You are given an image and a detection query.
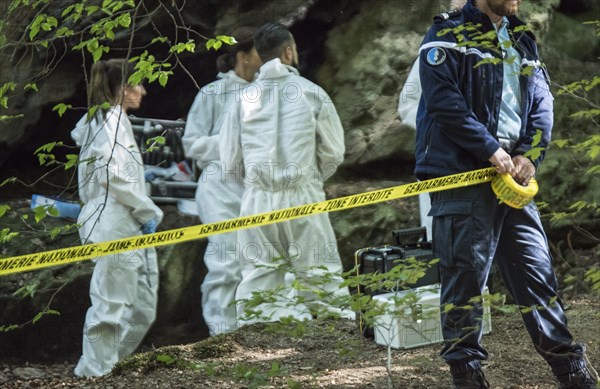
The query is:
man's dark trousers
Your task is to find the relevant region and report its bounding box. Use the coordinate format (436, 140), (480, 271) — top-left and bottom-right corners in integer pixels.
(429, 183), (586, 377)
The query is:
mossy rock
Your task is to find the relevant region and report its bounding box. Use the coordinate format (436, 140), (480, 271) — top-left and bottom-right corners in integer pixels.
(112, 335), (239, 375)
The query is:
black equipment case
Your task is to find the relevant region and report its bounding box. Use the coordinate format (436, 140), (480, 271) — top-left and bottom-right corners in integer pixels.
(355, 227), (440, 338)
(130, 115), (198, 203)
(356, 227), (439, 295)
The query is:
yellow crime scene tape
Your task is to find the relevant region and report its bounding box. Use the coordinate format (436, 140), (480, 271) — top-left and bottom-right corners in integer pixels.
(0, 167), (536, 276)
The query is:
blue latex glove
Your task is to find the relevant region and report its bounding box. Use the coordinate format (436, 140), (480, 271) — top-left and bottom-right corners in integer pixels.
(141, 219), (158, 234)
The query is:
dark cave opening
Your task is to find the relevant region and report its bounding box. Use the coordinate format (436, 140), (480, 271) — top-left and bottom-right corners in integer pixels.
(0, 0), (364, 200)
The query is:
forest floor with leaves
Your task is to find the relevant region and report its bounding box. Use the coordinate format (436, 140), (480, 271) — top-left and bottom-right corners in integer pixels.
(1, 202), (598, 389)
(1, 294), (598, 389)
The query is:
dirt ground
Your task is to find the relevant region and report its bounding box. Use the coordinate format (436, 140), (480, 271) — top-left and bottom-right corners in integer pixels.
(1, 295), (598, 389)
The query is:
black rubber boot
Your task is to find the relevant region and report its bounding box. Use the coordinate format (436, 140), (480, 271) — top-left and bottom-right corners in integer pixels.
(452, 369), (490, 389)
(556, 367), (598, 389)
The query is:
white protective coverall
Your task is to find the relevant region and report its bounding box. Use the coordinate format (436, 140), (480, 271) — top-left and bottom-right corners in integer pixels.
(71, 105), (162, 377)
(219, 58), (352, 323)
(182, 70), (248, 335)
(397, 59), (432, 239)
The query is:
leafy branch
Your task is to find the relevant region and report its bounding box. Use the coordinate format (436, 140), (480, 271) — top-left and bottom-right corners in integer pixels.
(0, 0), (232, 118)
(0, 282), (65, 332)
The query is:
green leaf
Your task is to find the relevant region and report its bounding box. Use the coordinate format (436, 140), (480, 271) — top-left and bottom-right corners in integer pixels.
(32, 312), (44, 324)
(88, 105), (99, 119)
(52, 103), (72, 117)
(185, 42), (196, 53)
(514, 25), (531, 33)
(524, 147), (544, 161)
(72, 40), (87, 51)
(0, 114), (24, 121)
(0, 83), (15, 94)
(0, 82), (16, 108)
(494, 305), (517, 314)
(47, 205), (60, 217)
(146, 136), (166, 145)
(0, 177), (17, 188)
(35, 141), (62, 154)
(206, 38), (216, 50)
(156, 354), (175, 365)
(587, 145), (600, 159)
(552, 139), (569, 148)
(520, 307), (535, 314)
(118, 13), (131, 28)
(564, 275), (577, 284)
(55, 27), (74, 37)
(24, 83), (38, 92)
(14, 282), (38, 298)
(0, 228), (18, 243)
(128, 72), (143, 86)
(151, 36), (168, 45)
(92, 46), (104, 62)
(88, 101), (111, 121)
(571, 109), (600, 120)
(158, 72), (168, 87)
(436, 28), (454, 37)
(33, 205), (48, 222)
(62, 4), (76, 17)
(86, 5), (100, 16)
(0, 204), (10, 217)
(50, 226), (61, 239)
(29, 26), (40, 40)
(170, 40), (196, 54)
(474, 57), (503, 68)
(0, 324), (19, 332)
(569, 200), (591, 212)
(587, 165), (600, 175)
(37, 153), (54, 166)
(111, 1), (124, 12)
(520, 66), (534, 77)
(65, 154), (78, 170)
(216, 35), (236, 45)
(88, 37), (99, 51)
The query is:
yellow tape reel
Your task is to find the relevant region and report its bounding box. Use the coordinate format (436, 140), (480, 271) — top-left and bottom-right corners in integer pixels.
(491, 173), (538, 209)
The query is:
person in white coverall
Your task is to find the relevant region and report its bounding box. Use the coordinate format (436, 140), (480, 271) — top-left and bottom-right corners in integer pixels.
(397, 0), (467, 240)
(397, 59), (434, 239)
(182, 27), (262, 335)
(219, 22), (352, 324)
(71, 59), (163, 377)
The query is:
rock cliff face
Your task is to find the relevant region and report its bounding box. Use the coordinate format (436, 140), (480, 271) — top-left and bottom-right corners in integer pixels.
(0, 0), (571, 178)
(0, 0), (598, 362)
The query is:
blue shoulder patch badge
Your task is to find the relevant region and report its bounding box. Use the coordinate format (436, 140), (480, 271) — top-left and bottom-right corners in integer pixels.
(426, 48), (446, 66)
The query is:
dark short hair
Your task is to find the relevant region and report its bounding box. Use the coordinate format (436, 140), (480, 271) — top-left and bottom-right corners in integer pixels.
(254, 22), (293, 63)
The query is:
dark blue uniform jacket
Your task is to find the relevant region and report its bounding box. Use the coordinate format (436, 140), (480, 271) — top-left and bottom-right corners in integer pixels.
(415, 0), (553, 180)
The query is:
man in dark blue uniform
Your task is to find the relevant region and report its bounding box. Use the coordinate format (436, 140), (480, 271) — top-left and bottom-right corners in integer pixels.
(415, 0), (597, 388)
